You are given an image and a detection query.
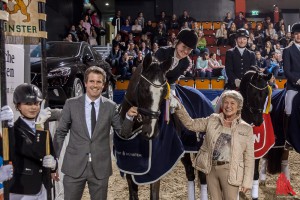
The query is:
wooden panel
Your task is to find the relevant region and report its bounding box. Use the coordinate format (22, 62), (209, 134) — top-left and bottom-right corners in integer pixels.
(201, 21), (213, 30)
(213, 21), (221, 30)
(178, 78), (195, 87)
(116, 80), (130, 90)
(211, 78), (225, 89)
(195, 78), (211, 89)
(276, 78), (287, 89)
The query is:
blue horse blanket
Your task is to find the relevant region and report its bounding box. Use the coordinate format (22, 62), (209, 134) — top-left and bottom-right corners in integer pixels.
(113, 85), (213, 184)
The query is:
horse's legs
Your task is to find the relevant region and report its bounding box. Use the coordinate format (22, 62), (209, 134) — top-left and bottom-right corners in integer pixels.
(281, 150), (290, 180)
(259, 157), (268, 185)
(198, 171), (208, 200)
(126, 174), (139, 200)
(252, 159), (260, 200)
(150, 181), (160, 200)
(181, 153), (196, 200)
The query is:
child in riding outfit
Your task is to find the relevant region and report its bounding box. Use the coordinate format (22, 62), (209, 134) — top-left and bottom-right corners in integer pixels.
(154, 29), (212, 200)
(9, 83), (58, 200)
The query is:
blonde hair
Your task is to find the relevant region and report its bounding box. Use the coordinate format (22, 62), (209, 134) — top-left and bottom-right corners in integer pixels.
(221, 90), (244, 114)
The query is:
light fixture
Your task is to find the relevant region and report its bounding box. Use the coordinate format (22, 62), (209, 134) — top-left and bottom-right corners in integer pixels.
(105, 2), (109, 6)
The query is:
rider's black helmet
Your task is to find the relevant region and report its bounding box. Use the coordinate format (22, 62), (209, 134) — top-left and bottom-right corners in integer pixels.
(13, 83), (43, 104)
(176, 28), (198, 49)
(236, 28), (249, 38)
(291, 22), (300, 34)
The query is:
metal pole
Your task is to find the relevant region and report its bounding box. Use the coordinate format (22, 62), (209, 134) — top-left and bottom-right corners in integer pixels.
(38, 2), (52, 200)
(0, 1), (11, 199)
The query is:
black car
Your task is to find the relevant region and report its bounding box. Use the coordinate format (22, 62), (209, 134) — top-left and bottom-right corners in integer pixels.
(31, 41), (114, 108)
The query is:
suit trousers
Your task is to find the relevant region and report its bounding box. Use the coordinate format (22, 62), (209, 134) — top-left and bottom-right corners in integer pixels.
(63, 162), (109, 200)
(206, 163), (239, 200)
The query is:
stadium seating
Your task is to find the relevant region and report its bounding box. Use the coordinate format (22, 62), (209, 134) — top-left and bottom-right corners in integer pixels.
(213, 21), (221, 30)
(205, 35), (216, 46)
(211, 78), (225, 89)
(178, 77), (195, 87)
(195, 78), (210, 89)
(201, 21), (213, 30)
(116, 80), (130, 90)
(203, 29), (215, 35)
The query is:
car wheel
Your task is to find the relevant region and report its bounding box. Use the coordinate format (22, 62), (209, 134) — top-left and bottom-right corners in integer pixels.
(72, 78), (84, 97)
(107, 81), (114, 101)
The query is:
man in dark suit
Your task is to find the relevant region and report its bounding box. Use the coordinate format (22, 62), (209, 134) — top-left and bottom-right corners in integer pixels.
(54, 66), (136, 200)
(225, 28), (256, 89)
(282, 22), (300, 150)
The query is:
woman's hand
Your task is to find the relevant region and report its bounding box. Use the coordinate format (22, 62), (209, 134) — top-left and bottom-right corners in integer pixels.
(127, 106), (138, 118)
(240, 187), (250, 193)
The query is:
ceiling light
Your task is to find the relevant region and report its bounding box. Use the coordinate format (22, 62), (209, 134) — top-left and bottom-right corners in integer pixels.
(105, 3), (109, 6)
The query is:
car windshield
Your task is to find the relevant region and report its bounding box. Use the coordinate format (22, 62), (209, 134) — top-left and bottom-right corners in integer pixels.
(30, 42), (80, 58)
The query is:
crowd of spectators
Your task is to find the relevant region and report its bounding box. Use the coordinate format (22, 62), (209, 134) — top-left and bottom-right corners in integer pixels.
(64, 5), (291, 81)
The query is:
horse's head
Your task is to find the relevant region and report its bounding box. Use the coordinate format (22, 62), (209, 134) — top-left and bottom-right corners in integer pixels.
(240, 66), (272, 126)
(127, 53), (172, 139)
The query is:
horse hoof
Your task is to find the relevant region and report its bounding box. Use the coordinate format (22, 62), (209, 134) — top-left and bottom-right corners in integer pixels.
(259, 181), (266, 186)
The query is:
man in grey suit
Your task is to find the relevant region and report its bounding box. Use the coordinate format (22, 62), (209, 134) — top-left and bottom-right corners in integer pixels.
(54, 66), (137, 200)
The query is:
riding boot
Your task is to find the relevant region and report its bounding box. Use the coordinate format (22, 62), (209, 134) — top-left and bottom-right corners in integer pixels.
(281, 160), (290, 181)
(259, 158), (267, 186)
(251, 180), (259, 199)
(200, 184), (208, 200)
(283, 114), (293, 150)
(187, 181), (195, 200)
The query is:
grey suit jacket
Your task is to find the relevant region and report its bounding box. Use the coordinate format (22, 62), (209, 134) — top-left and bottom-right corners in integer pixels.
(54, 95), (121, 179)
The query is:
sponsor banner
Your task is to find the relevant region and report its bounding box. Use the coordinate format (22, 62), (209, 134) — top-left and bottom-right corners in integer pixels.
(4, 0), (47, 38)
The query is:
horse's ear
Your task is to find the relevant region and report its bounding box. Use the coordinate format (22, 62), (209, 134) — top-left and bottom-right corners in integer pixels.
(264, 73), (273, 81)
(161, 57), (173, 73)
(143, 53), (152, 70)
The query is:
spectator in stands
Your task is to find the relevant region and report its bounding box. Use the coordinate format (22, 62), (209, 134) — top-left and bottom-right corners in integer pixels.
(195, 30), (208, 55)
(223, 11), (234, 30)
(64, 33), (73, 42)
(262, 16), (272, 30)
(89, 26), (98, 45)
(157, 11), (169, 31)
(249, 44), (257, 52)
(265, 52), (280, 77)
(178, 10), (195, 28)
(132, 19), (143, 36)
(126, 42), (137, 66)
(193, 22), (200, 33)
(91, 11), (103, 43)
(154, 21), (168, 46)
(69, 25), (79, 42)
(280, 31), (292, 48)
(243, 23), (250, 31)
(247, 32), (255, 48)
(125, 33), (135, 47)
(140, 34), (151, 49)
(227, 22), (237, 47)
(196, 52), (210, 78)
(275, 18), (285, 32)
(105, 43), (122, 70)
(132, 51), (144, 73)
(272, 4), (283, 25)
(234, 12), (248, 29)
(120, 19), (132, 37)
(225, 28), (255, 89)
(277, 23), (286, 39)
(126, 15), (133, 25)
(78, 20), (89, 42)
(254, 24), (264, 50)
(169, 32), (177, 46)
(143, 20), (155, 40)
(112, 10), (125, 29)
(181, 21), (190, 30)
(261, 41), (274, 59)
(139, 41), (151, 56)
(169, 14), (180, 31)
(270, 34), (280, 47)
(82, 14), (92, 36)
(216, 23), (228, 46)
(255, 51), (267, 72)
(84, 9), (92, 24)
(208, 52), (227, 80)
(118, 52), (132, 79)
(274, 42), (283, 57)
(151, 42), (159, 55)
(265, 23), (277, 41)
(136, 12), (145, 28)
(112, 33), (126, 51)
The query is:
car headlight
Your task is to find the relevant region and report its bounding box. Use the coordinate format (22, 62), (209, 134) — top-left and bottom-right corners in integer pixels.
(47, 67), (71, 77)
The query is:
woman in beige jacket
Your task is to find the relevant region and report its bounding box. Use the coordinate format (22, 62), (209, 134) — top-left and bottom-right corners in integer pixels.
(172, 90), (254, 200)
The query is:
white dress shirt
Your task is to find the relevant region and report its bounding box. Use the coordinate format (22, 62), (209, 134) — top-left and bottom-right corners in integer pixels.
(85, 95), (101, 138)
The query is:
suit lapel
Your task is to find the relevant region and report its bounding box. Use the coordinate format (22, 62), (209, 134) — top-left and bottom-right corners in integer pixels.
(292, 43), (300, 57)
(78, 95), (91, 140)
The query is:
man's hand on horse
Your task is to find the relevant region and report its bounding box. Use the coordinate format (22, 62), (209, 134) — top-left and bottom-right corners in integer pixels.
(169, 95), (182, 110)
(126, 106), (138, 120)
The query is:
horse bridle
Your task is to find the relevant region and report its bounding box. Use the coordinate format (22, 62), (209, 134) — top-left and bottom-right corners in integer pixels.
(124, 73), (167, 120)
(245, 73), (269, 114)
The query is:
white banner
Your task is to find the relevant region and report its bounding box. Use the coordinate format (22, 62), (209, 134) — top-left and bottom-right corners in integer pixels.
(5, 44), (24, 120)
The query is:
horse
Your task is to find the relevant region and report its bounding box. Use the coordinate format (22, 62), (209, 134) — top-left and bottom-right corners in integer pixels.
(239, 67), (272, 199)
(114, 53), (214, 200)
